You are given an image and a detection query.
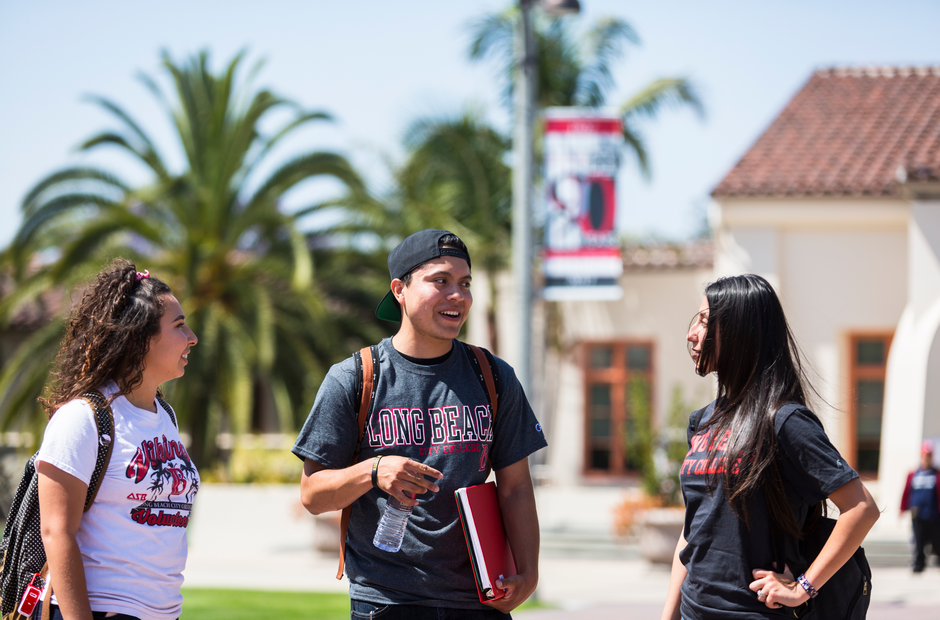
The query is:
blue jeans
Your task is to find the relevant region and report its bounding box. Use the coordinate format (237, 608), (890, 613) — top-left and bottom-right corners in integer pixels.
(350, 599), (511, 620)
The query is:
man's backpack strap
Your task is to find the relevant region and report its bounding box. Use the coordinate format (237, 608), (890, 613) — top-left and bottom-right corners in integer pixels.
(336, 346), (378, 580)
(465, 344), (498, 420)
(464, 343), (498, 478)
(78, 391), (115, 512)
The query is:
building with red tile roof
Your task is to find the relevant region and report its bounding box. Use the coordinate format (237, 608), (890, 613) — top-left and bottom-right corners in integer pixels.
(469, 67), (939, 546)
(713, 66), (940, 198)
(710, 66), (940, 532)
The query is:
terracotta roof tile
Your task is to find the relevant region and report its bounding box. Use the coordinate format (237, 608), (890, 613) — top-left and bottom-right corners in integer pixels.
(712, 66), (940, 198)
(622, 240), (713, 270)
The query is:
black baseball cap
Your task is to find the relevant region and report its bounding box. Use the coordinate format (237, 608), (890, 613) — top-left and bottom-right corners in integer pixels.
(375, 229), (472, 322)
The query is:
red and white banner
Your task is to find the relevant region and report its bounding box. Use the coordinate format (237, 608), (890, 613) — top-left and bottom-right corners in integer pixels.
(542, 108), (624, 300)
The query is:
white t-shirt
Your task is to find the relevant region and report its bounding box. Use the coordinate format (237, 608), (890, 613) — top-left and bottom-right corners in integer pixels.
(37, 382), (199, 620)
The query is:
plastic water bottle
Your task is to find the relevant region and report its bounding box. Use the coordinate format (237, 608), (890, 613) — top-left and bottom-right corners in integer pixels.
(373, 496), (413, 552)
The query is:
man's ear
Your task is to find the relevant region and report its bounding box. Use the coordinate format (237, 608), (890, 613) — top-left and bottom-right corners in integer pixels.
(391, 279), (405, 303)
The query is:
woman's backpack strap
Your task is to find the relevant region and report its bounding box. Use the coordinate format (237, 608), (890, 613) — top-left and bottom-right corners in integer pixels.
(155, 396), (178, 428)
(687, 401), (715, 445)
(78, 390), (115, 512)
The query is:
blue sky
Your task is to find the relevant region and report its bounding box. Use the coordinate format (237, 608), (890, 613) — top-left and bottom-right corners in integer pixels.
(1, 0), (938, 249)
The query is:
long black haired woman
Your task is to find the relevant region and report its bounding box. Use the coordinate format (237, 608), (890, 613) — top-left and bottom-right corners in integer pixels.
(36, 259), (199, 620)
(661, 274), (880, 620)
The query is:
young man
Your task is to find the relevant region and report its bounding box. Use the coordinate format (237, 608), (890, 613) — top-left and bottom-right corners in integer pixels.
(293, 229), (547, 618)
(901, 441), (940, 572)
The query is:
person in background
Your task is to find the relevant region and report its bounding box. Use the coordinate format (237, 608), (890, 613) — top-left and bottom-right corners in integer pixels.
(661, 274), (880, 620)
(37, 259), (199, 620)
(293, 229), (547, 619)
(900, 440), (940, 572)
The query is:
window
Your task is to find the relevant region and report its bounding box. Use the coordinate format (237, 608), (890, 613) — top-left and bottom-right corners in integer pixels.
(583, 341), (654, 476)
(848, 333), (892, 477)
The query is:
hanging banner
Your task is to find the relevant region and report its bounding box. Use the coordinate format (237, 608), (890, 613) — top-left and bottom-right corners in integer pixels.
(541, 108), (624, 301)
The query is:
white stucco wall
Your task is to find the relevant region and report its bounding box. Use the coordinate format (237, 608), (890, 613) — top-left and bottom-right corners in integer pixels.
(713, 197), (909, 512)
(780, 229), (907, 447)
(543, 269), (715, 485)
(541, 268), (716, 533)
(880, 199), (940, 531)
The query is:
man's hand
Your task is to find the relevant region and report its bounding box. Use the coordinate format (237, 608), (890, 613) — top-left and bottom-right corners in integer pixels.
(488, 458), (541, 613)
(375, 456), (442, 506)
(484, 572), (538, 614)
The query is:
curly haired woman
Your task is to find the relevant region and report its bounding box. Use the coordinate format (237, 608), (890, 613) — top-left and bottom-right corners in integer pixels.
(36, 259), (199, 620)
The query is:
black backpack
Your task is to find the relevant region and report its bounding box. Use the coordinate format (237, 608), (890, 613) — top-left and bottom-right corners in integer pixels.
(769, 404), (871, 620)
(0, 391), (177, 620)
(780, 514), (871, 620)
(0, 391), (114, 620)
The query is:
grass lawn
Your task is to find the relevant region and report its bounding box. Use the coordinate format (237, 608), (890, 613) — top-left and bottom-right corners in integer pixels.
(180, 588), (548, 619)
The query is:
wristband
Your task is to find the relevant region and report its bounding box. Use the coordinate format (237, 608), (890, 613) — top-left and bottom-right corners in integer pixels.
(371, 455), (383, 489)
(796, 573), (818, 599)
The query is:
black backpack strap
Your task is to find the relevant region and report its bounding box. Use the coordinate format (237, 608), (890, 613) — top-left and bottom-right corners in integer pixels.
(687, 401), (715, 445)
(155, 395), (178, 428)
(78, 390), (115, 512)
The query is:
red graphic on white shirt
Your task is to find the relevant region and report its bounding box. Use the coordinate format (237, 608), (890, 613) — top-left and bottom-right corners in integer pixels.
(124, 435), (199, 528)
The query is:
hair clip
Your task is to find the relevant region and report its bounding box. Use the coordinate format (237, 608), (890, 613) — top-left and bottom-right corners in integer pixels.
(135, 270), (150, 281)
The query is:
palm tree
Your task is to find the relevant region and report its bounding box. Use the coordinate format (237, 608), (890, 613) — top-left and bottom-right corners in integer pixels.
(468, 8), (705, 178)
(347, 110), (511, 351)
(0, 50), (381, 466)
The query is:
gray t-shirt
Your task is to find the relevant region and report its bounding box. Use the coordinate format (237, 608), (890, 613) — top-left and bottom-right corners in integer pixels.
(292, 338), (547, 608)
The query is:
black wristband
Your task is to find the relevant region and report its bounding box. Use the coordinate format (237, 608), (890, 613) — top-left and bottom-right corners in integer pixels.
(371, 455), (383, 489)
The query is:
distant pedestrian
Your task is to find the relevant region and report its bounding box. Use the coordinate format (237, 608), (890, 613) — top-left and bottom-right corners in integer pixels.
(900, 440), (940, 572)
(661, 274), (880, 619)
(37, 259), (199, 620)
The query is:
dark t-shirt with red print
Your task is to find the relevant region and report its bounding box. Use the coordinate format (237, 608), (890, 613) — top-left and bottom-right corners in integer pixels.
(678, 401), (858, 620)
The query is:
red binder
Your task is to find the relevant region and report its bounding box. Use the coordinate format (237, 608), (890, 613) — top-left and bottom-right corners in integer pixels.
(454, 481), (517, 603)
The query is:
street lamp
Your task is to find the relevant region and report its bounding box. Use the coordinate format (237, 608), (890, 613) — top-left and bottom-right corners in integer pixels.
(542, 0), (581, 14)
(512, 0), (580, 396)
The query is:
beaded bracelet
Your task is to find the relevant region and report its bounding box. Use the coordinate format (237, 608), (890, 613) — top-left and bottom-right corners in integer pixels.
(371, 455), (384, 489)
(796, 573), (819, 599)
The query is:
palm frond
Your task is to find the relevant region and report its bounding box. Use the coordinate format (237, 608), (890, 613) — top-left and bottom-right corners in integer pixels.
(21, 167), (128, 216)
(621, 77), (706, 121)
(0, 319), (64, 431)
(245, 151), (364, 215)
(467, 9), (516, 62)
(575, 17), (639, 107)
(621, 119), (651, 180)
(12, 194), (123, 261)
(82, 95), (169, 179)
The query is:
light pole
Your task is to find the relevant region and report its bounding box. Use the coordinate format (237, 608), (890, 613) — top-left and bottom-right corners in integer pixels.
(512, 0), (580, 395)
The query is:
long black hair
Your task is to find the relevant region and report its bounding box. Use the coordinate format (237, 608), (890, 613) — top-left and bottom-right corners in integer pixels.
(694, 274), (816, 537)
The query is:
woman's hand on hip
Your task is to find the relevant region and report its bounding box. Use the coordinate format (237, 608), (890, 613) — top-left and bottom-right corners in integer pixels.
(749, 564), (810, 609)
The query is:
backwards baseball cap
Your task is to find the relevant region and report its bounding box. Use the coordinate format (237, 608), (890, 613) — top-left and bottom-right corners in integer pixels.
(923, 440), (934, 455)
(375, 229), (471, 322)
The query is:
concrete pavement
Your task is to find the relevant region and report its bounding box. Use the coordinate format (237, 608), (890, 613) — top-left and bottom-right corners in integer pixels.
(183, 485), (940, 618)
